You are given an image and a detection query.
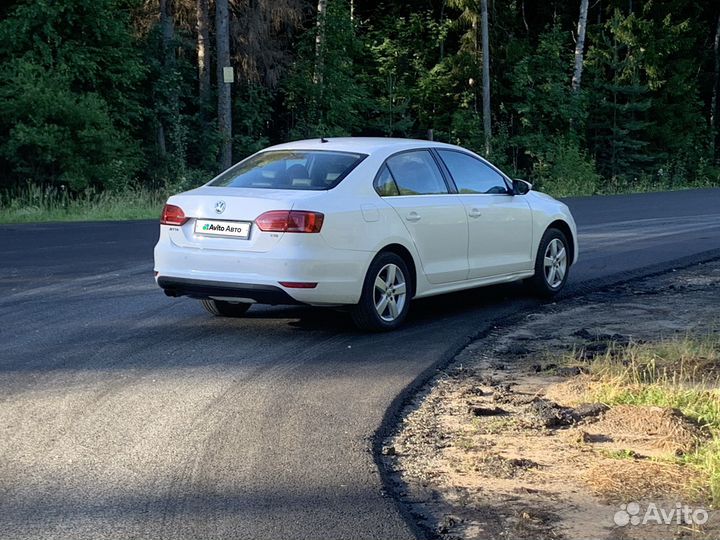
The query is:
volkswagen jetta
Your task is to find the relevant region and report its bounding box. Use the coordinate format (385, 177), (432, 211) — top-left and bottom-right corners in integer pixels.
(154, 138), (578, 331)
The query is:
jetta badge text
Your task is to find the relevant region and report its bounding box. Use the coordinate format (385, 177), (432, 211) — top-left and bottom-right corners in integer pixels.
(215, 200), (226, 214)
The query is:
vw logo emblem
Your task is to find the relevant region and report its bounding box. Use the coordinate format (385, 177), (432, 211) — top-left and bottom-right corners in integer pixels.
(215, 200), (226, 214)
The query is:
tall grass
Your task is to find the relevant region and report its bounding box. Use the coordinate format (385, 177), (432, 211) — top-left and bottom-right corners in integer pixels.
(0, 183), (168, 223)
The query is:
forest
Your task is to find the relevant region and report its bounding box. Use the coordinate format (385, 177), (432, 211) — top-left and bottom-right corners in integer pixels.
(1, 0), (720, 214)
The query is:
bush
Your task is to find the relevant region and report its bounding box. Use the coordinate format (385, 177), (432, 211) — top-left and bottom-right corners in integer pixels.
(0, 0), (146, 192)
(0, 62), (142, 191)
(531, 139), (600, 197)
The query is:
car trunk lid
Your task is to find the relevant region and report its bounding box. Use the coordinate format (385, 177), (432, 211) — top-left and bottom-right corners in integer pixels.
(165, 186), (324, 253)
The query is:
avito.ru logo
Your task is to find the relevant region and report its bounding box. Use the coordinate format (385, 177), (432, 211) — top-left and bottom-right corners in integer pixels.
(202, 223), (226, 232)
(614, 501), (709, 527)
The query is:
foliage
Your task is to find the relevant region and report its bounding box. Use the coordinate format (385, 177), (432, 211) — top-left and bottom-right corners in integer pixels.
(531, 138), (600, 197)
(1, 0), (720, 218)
(510, 26), (587, 166)
(0, 0), (146, 191)
(141, 21), (192, 188)
(233, 83), (273, 160)
(283, 0), (368, 138)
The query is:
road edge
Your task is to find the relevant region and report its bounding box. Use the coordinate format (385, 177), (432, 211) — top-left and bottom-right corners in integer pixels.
(372, 247), (720, 540)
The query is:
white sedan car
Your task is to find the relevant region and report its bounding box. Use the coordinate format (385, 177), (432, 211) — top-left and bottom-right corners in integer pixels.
(154, 138), (578, 331)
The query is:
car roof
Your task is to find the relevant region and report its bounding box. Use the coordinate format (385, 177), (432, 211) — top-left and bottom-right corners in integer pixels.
(264, 137), (465, 155)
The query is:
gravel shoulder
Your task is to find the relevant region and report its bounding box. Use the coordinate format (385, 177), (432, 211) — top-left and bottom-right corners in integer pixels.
(382, 259), (720, 540)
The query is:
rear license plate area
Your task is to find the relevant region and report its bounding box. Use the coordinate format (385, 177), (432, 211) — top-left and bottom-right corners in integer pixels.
(194, 219), (251, 239)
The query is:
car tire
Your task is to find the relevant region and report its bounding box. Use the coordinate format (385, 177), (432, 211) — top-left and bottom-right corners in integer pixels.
(528, 228), (570, 297)
(199, 299), (252, 317)
(351, 252), (412, 332)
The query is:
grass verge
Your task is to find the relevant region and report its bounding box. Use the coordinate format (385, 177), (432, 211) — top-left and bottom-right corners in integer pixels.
(562, 335), (720, 503)
(0, 183), (168, 223)
(2, 177), (719, 224)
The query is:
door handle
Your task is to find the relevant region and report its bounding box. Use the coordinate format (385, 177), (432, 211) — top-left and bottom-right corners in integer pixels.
(468, 208), (483, 218)
(406, 211), (421, 222)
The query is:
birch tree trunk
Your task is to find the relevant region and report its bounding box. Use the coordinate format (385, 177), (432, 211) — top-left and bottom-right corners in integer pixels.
(313, 0), (327, 87)
(711, 12), (720, 161)
(572, 0), (589, 92)
(480, 0), (491, 155)
(196, 0), (211, 107)
(216, 0), (232, 170)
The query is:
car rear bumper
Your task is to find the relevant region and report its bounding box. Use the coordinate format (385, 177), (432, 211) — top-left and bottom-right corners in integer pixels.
(153, 230), (371, 305)
(157, 277), (303, 305)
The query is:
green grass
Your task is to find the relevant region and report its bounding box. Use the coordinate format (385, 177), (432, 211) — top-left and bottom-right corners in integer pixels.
(0, 183), (168, 223)
(579, 337), (720, 428)
(539, 167), (719, 198)
(562, 335), (720, 503)
(542, 179), (718, 199)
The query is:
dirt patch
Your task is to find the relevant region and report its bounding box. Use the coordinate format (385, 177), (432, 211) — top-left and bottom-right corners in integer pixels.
(585, 460), (707, 502)
(588, 405), (708, 456)
(384, 260), (720, 540)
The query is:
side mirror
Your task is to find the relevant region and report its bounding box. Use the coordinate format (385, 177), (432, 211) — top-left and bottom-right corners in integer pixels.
(512, 179), (532, 195)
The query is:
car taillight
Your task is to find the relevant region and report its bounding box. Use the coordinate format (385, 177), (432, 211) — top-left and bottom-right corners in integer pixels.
(161, 204), (188, 226)
(255, 210), (324, 233)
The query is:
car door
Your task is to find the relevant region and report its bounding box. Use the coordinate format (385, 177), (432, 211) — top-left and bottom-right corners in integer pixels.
(375, 150), (469, 284)
(435, 149), (533, 279)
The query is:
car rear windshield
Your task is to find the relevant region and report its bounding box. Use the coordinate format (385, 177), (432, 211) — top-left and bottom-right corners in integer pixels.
(209, 150), (367, 190)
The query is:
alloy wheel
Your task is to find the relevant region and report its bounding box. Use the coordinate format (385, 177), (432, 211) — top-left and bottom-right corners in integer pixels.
(543, 238), (567, 289)
(373, 263), (407, 322)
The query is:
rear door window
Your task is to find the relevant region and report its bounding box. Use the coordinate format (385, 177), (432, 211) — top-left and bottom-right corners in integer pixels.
(385, 150), (449, 195)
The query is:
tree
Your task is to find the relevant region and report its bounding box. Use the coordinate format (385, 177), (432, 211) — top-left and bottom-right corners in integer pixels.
(228, 0), (303, 157)
(0, 0), (146, 190)
(711, 11), (720, 160)
(158, 0), (175, 157)
(160, 0), (175, 70)
(511, 26), (582, 145)
(314, 0), (328, 87)
(229, 0), (303, 88)
(216, 0), (232, 170)
(284, 0), (367, 138)
(480, 0), (491, 155)
(365, 11), (448, 138)
(572, 0), (589, 92)
(1, 0), (719, 196)
(586, 11), (653, 184)
(197, 0), (211, 108)
(448, 0), (492, 154)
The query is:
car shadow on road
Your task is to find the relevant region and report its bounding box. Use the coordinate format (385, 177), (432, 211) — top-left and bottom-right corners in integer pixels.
(244, 281), (533, 333)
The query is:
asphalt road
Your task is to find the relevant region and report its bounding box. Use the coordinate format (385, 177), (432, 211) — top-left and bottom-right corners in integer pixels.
(1, 188), (719, 540)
